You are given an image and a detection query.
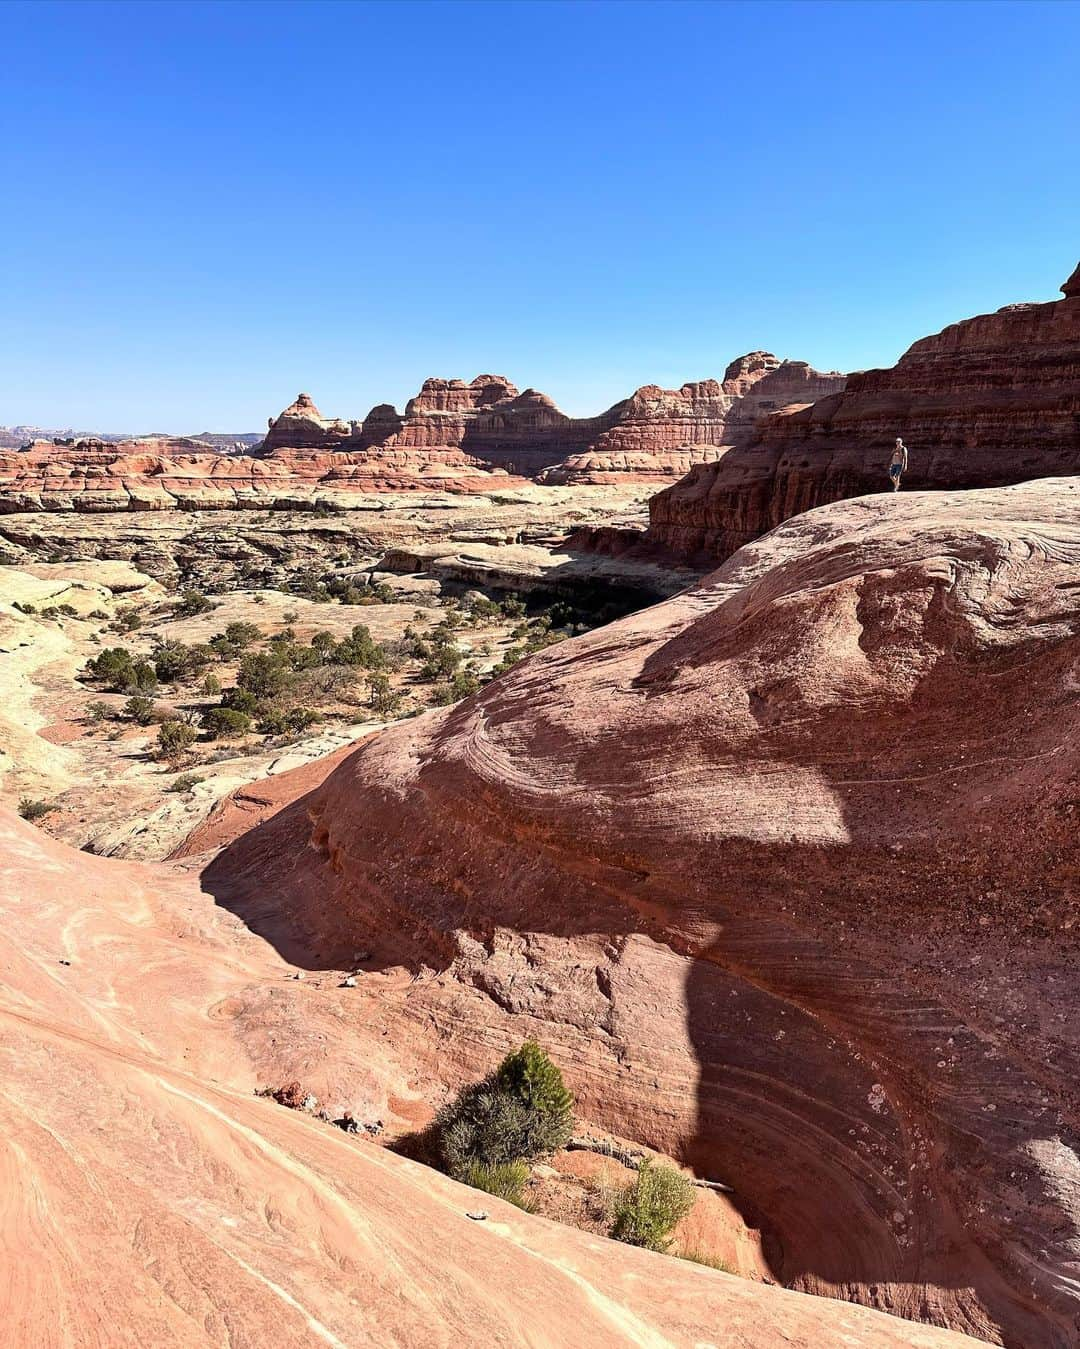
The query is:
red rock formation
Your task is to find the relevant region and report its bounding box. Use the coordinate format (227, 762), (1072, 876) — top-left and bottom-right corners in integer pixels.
(207, 478), (1080, 1347)
(261, 392), (353, 453)
(646, 264), (1080, 563)
(2, 807), (987, 1348)
(542, 354), (845, 484)
(0, 356), (844, 509)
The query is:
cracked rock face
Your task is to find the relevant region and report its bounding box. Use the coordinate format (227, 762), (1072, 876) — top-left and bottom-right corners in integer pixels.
(646, 264), (1080, 564)
(208, 478), (1080, 1347)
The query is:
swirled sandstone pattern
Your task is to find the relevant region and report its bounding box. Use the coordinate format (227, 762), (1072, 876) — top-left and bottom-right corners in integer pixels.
(0, 791), (983, 1347)
(646, 264), (1080, 563)
(207, 479), (1080, 1347)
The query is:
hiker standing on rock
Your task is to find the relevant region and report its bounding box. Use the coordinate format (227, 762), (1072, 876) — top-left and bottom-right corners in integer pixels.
(888, 437), (909, 491)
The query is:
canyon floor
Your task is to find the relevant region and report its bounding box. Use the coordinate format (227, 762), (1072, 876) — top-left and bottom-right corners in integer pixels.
(0, 485), (690, 856)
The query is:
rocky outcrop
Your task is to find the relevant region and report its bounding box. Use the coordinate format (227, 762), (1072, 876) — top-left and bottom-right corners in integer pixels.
(208, 479), (1080, 1347)
(254, 358), (845, 486)
(542, 354), (846, 484)
(0, 794), (983, 1348)
(0, 357), (844, 510)
(261, 392), (353, 453)
(646, 263), (1080, 562)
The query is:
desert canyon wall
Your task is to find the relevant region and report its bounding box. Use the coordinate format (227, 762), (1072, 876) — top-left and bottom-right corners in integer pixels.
(646, 264), (1080, 562)
(0, 355), (845, 510)
(0, 801), (985, 1349)
(201, 478), (1080, 1348)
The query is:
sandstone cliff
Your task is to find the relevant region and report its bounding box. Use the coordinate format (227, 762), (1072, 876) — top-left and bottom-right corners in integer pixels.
(0, 355), (843, 510)
(256, 358), (846, 487)
(0, 771), (982, 1347)
(260, 391), (354, 453)
(206, 478), (1080, 1347)
(646, 264), (1080, 562)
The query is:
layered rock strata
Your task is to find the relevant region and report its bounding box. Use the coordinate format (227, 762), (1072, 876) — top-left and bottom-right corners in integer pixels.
(0, 358), (844, 511)
(646, 264), (1080, 562)
(207, 479), (1080, 1347)
(0, 775), (982, 1347)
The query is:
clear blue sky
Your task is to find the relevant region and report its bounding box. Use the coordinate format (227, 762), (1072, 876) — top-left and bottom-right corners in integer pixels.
(3, 0), (1078, 431)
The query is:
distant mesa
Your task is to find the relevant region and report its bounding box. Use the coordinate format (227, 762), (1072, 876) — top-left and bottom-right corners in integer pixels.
(256, 355), (847, 490)
(644, 261), (1080, 563)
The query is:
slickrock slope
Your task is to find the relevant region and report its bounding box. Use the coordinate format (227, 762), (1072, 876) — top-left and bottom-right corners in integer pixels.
(206, 479), (1080, 1348)
(647, 264), (1080, 562)
(0, 815), (983, 1349)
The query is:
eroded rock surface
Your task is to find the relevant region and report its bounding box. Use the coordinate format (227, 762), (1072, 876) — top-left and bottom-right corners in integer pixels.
(646, 264), (1080, 562)
(0, 805), (982, 1348)
(205, 479), (1080, 1347)
(0, 357), (844, 508)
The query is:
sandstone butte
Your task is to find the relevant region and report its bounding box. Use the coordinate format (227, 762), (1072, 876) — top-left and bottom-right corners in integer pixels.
(192, 477), (1080, 1348)
(13, 491), (1070, 1349)
(0, 356), (845, 510)
(644, 263), (1080, 563)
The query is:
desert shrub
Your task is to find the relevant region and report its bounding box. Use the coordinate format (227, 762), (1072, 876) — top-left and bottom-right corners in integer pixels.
(419, 642), (464, 680)
(280, 642), (322, 672)
(429, 667), (480, 706)
(201, 706), (252, 739)
(224, 621), (262, 649)
(333, 624), (387, 670)
(86, 700), (110, 723)
(84, 647), (158, 694)
(153, 639), (209, 682)
(436, 1040), (573, 1179)
(492, 644), (526, 675)
(255, 705), (319, 735)
(123, 694), (157, 726)
(237, 651), (293, 698)
(678, 1249), (734, 1272)
(609, 1160), (695, 1252)
(201, 672), (222, 696)
(167, 772), (205, 793)
(13, 601), (36, 614)
(173, 589), (215, 617)
(464, 595), (502, 622)
(451, 669), (480, 699)
(112, 605), (142, 633)
(300, 665), (358, 699)
(208, 634), (240, 660)
(254, 705), (288, 735)
(367, 672), (402, 717)
(286, 570), (332, 603)
(282, 610), (298, 624)
(221, 686), (259, 714)
(18, 797), (57, 821)
(458, 1160), (531, 1209)
(157, 719), (198, 759)
(501, 593), (526, 619)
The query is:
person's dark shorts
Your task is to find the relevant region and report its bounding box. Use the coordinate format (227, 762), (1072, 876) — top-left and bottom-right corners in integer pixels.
(889, 463), (902, 480)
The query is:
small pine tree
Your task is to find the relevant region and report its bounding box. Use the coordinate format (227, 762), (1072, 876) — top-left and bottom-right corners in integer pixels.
(435, 1040), (573, 1179)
